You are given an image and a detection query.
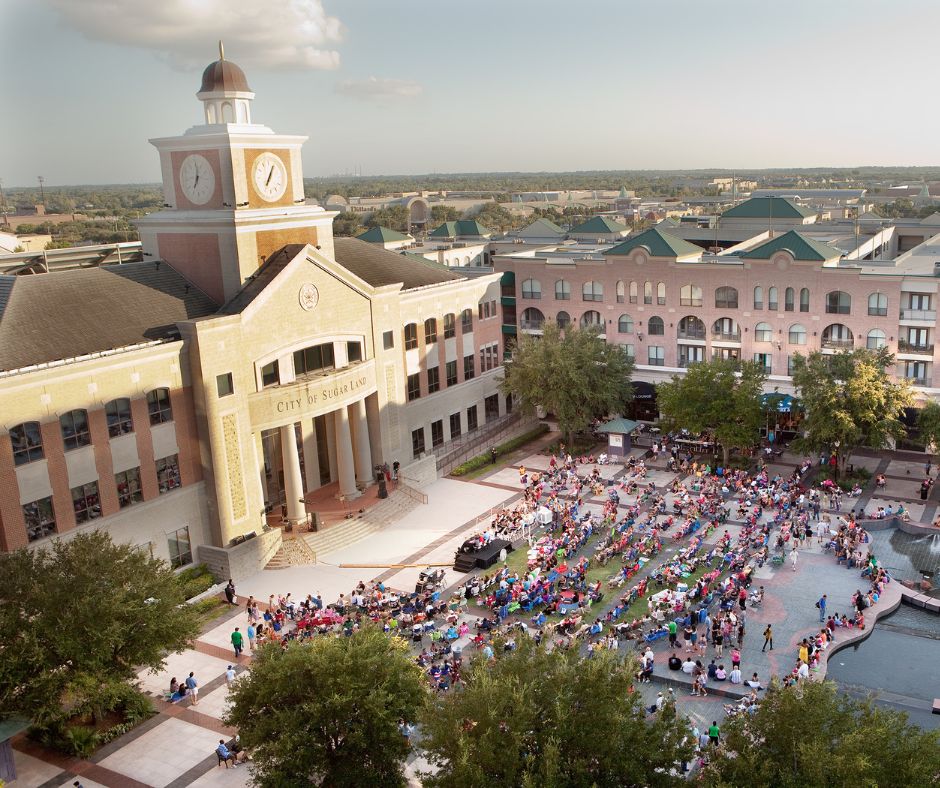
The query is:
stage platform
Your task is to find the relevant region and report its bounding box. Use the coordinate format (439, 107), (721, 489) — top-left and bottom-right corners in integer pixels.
(453, 538), (513, 572)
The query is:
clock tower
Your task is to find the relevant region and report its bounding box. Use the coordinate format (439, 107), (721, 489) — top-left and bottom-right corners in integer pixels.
(136, 43), (335, 304)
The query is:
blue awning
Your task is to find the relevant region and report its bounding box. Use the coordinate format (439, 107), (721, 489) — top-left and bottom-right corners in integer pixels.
(761, 393), (794, 413)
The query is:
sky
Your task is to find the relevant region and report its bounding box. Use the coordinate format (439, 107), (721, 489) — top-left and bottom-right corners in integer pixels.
(2, 0), (939, 186)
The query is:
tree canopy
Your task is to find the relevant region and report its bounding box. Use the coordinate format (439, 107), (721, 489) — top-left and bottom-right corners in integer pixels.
(500, 321), (633, 443)
(656, 359), (766, 464)
(916, 400), (940, 452)
(703, 681), (940, 787)
(790, 348), (911, 473)
(420, 638), (692, 787)
(225, 627), (426, 788)
(0, 531), (200, 725)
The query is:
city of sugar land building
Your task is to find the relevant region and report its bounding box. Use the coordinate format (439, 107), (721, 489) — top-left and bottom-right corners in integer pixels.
(0, 52), (507, 572)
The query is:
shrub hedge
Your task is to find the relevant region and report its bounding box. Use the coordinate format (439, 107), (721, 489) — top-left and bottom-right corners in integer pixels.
(450, 424), (549, 476)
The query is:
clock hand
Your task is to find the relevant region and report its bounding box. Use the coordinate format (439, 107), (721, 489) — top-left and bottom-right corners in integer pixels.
(194, 172), (199, 188)
(266, 165), (274, 186)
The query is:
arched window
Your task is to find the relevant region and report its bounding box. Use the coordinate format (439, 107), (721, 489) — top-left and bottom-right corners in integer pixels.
(785, 287), (795, 312)
(677, 315), (705, 339)
(554, 280), (570, 301)
(711, 317), (740, 340)
(629, 281), (638, 304)
(582, 281), (603, 302)
(10, 421), (43, 465)
(521, 278), (541, 299)
(680, 284), (703, 307)
(753, 286), (763, 310)
(868, 292), (887, 317)
(580, 310), (603, 329)
(754, 322), (773, 342)
(822, 323), (854, 349)
(105, 398), (133, 437)
(556, 311), (571, 328)
(715, 286), (738, 309)
(221, 101), (234, 122)
(657, 282), (666, 305)
(443, 313), (456, 338)
(404, 322), (418, 350)
(867, 328), (887, 350)
(60, 409), (90, 451)
(616, 281), (625, 303)
(643, 281), (652, 305)
(461, 308), (473, 334)
(799, 288), (810, 312)
(647, 316), (665, 335)
(618, 314), (634, 333)
(768, 287), (778, 311)
(147, 388), (173, 425)
(788, 324), (807, 345)
(521, 308), (545, 330)
(424, 318), (438, 344)
(825, 291), (851, 315)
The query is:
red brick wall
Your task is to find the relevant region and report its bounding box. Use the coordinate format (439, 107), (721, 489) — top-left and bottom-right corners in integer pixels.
(171, 386), (203, 486)
(40, 421), (76, 535)
(0, 433), (26, 551)
(158, 233), (225, 305)
(131, 398), (159, 501)
(88, 409), (120, 519)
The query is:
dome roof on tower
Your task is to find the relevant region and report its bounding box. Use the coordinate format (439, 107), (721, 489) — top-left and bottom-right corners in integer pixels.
(199, 58), (251, 94)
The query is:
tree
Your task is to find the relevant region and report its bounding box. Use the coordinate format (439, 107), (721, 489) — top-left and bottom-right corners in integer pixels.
(916, 400), (940, 452)
(703, 681), (940, 787)
(365, 204), (410, 232)
(791, 348), (911, 476)
(472, 201), (525, 232)
(500, 322), (633, 444)
(430, 204), (461, 224)
(656, 359), (766, 465)
(225, 627), (426, 787)
(332, 211), (362, 237)
(421, 639), (692, 787)
(0, 531), (200, 725)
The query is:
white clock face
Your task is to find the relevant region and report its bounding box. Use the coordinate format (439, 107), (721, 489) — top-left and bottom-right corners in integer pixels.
(179, 154), (215, 205)
(252, 152), (288, 202)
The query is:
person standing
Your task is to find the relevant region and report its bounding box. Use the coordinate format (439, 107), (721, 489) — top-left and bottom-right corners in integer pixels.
(789, 546), (799, 572)
(708, 720), (720, 747)
(817, 594), (827, 623)
(225, 665), (236, 685)
(185, 672), (199, 705)
(762, 623), (774, 652)
(246, 622), (256, 651)
(231, 627), (244, 658)
(224, 579), (237, 605)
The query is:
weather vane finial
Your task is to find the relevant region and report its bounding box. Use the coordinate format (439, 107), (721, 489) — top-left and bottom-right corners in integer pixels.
(219, 40), (225, 61)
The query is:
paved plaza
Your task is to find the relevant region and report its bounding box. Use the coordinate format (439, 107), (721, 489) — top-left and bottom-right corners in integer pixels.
(7, 443), (935, 786)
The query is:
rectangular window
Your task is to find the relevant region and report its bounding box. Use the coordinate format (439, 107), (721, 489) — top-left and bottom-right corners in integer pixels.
(446, 360), (457, 386)
(647, 346), (665, 366)
(427, 366), (440, 394)
(905, 361), (929, 386)
(411, 427), (425, 459)
(431, 419), (444, 448)
(788, 356), (796, 376)
(909, 293), (931, 311)
(147, 388), (174, 425)
(621, 343), (635, 359)
(156, 454), (181, 494)
(61, 410), (91, 451)
(168, 525), (192, 569)
(462, 310), (473, 334)
(678, 345), (704, 367)
(466, 405), (478, 432)
(261, 360), (279, 388)
(485, 394), (500, 423)
(753, 352), (772, 374)
(23, 496), (56, 542)
(444, 314), (456, 338)
(216, 372), (234, 397)
(294, 344), (335, 376)
(106, 399), (134, 437)
(449, 412), (462, 439)
(116, 467), (143, 508)
(347, 341), (363, 363)
(383, 330), (394, 350)
(71, 480), (101, 524)
(480, 347), (486, 374)
(404, 324), (418, 350)
(464, 354), (475, 380)
(407, 373), (421, 401)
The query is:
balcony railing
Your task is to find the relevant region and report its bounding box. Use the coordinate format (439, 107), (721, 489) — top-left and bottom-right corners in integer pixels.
(521, 292), (541, 300)
(677, 328), (706, 340)
(711, 331), (741, 342)
(898, 340), (934, 354)
(520, 320), (544, 331)
(900, 308), (937, 320)
(821, 337), (854, 350)
(906, 377), (929, 387)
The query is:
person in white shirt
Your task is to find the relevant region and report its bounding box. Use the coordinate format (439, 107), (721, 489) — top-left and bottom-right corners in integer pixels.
(729, 667), (743, 684)
(797, 661), (810, 681)
(682, 658), (696, 674)
(225, 665), (236, 685)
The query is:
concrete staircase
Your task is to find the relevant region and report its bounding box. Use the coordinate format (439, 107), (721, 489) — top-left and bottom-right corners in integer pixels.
(265, 534), (318, 570)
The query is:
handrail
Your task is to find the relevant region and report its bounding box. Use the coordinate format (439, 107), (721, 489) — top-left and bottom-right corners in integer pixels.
(398, 476), (429, 505)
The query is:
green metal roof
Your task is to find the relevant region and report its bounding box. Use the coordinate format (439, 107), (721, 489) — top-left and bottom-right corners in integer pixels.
(568, 215), (629, 235)
(603, 227), (703, 259)
(597, 417), (639, 434)
(356, 225), (411, 244)
(521, 217), (566, 235)
(721, 197), (816, 219)
(742, 230), (843, 262)
(428, 219), (491, 238)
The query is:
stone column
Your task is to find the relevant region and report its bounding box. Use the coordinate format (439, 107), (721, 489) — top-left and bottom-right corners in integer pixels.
(279, 423), (306, 523)
(333, 407), (360, 499)
(351, 399), (373, 484)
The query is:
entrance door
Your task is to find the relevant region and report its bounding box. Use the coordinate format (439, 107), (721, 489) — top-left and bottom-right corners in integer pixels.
(260, 425), (308, 512)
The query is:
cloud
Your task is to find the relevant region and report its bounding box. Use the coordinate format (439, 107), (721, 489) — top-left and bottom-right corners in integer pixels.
(45, 0), (344, 71)
(335, 76), (423, 101)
